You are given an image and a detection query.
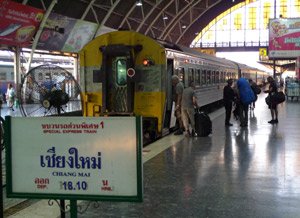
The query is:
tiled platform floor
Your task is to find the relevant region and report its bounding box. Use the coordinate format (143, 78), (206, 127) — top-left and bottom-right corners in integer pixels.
(3, 93), (300, 218)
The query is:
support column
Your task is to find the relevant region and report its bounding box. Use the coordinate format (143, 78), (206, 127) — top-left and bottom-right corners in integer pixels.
(296, 57), (300, 80)
(13, 47), (21, 98)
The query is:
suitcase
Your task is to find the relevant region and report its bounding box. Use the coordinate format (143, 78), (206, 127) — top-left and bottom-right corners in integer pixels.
(194, 110), (212, 137)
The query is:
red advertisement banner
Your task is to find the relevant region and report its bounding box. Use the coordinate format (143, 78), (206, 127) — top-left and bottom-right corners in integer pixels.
(269, 18), (300, 58)
(0, 0), (44, 47)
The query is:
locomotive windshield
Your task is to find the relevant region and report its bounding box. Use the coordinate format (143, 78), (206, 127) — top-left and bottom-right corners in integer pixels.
(116, 58), (127, 86)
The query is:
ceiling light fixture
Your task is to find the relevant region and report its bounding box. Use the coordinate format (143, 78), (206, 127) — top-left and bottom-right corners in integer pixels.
(136, 0), (142, 6)
(182, 25), (187, 29)
(163, 14), (168, 20)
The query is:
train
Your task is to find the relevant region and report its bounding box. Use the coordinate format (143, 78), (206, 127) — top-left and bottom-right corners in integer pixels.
(0, 63), (14, 96)
(79, 31), (269, 143)
(0, 63), (74, 100)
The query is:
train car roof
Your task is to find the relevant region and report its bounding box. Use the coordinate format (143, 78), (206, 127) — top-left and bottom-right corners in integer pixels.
(156, 39), (237, 68)
(156, 39), (267, 73)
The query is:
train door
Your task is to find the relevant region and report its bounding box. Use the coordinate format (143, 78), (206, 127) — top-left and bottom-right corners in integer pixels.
(106, 56), (129, 113)
(163, 59), (175, 130)
(98, 45), (137, 114)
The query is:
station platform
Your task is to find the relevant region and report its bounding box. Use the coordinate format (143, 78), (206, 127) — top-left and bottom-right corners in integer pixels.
(3, 92), (300, 217)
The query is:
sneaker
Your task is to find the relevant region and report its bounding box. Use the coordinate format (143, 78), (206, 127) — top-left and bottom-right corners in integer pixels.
(273, 119), (278, 123)
(191, 130), (197, 137)
(268, 120), (275, 124)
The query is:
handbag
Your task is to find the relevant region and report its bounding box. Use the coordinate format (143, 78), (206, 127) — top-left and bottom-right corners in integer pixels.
(273, 91), (285, 104)
(265, 95), (271, 105)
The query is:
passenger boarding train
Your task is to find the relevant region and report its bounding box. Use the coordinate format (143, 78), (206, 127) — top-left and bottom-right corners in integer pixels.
(78, 31), (268, 142)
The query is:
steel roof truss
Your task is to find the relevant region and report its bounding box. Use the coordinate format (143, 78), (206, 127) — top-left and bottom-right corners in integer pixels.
(161, 0), (202, 40)
(144, 0), (176, 35)
(81, 0), (96, 20)
(175, 0), (222, 44)
(99, 0), (121, 27)
(118, 1), (137, 29)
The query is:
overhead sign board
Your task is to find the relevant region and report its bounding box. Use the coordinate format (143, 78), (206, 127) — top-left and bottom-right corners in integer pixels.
(0, 0), (44, 47)
(5, 116), (143, 202)
(269, 18), (300, 58)
(37, 12), (97, 53)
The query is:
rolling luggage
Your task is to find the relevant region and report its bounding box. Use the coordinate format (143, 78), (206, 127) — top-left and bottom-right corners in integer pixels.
(194, 110), (212, 137)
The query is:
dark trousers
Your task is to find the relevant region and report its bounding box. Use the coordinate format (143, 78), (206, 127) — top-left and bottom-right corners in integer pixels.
(239, 103), (249, 126)
(224, 101), (232, 124)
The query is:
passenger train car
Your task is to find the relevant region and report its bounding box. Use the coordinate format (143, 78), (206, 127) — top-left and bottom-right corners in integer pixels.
(79, 31), (269, 142)
(0, 63), (74, 97)
(0, 63), (15, 95)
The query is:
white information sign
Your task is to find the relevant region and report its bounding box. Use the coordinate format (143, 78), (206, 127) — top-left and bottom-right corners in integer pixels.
(6, 116), (143, 201)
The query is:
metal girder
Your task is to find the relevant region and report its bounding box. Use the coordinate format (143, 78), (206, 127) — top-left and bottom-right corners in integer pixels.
(99, 0), (121, 27)
(81, 0), (96, 20)
(22, 0), (46, 10)
(118, 1), (138, 29)
(136, 0), (163, 32)
(91, 5), (100, 23)
(159, 0), (201, 40)
(175, 0), (222, 44)
(144, 0), (176, 35)
(26, 0), (57, 73)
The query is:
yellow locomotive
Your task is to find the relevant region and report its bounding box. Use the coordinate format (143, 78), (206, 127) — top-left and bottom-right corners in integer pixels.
(79, 31), (268, 142)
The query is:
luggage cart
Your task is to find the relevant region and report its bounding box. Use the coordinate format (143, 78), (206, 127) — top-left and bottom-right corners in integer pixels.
(285, 82), (300, 101)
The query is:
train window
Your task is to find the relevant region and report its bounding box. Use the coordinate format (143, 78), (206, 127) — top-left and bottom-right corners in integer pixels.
(201, 70), (206, 85)
(220, 72), (225, 83)
(207, 70), (211, 84)
(195, 69), (200, 86)
(0, 73), (6, 80)
(210, 71), (216, 84)
(116, 58), (127, 86)
(188, 68), (194, 86)
(226, 72), (231, 80)
(175, 67), (185, 82)
(215, 71), (220, 83)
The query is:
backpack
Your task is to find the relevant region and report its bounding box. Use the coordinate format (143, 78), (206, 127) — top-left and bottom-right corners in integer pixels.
(237, 78), (256, 105)
(251, 84), (261, 94)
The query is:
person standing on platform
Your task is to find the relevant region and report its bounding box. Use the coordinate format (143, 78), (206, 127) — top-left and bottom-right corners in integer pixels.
(172, 75), (184, 135)
(223, 79), (235, 126)
(264, 76), (278, 124)
(236, 78), (255, 127)
(6, 83), (15, 111)
(181, 81), (198, 136)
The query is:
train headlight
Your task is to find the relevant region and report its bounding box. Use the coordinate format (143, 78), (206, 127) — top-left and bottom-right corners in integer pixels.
(142, 59), (154, 66)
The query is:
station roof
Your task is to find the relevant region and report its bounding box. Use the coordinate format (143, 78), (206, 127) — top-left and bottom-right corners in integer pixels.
(14, 0), (244, 47)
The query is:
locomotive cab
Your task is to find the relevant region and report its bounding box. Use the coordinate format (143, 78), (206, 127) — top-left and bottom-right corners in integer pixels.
(80, 31), (168, 144)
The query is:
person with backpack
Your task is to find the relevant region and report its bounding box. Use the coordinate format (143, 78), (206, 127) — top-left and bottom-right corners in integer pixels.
(236, 78), (256, 127)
